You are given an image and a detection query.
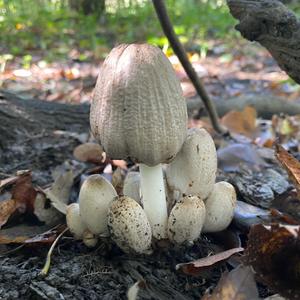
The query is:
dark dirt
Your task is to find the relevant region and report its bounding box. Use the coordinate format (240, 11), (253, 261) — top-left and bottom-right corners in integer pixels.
(0, 237), (225, 300)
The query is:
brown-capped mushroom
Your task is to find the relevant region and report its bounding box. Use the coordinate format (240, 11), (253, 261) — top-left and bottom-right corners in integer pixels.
(90, 43), (187, 239)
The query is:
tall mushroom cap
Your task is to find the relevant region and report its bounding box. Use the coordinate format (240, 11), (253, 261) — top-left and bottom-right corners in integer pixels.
(165, 128), (217, 199)
(79, 174), (117, 236)
(90, 43), (187, 166)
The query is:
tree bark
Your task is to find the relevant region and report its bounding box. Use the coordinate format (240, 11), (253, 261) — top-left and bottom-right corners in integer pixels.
(2, 89), (300, 149)
(227, 0), (300, 84)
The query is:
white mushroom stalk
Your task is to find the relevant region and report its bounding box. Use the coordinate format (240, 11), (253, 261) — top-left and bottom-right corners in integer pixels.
(139, 164), (168, 240)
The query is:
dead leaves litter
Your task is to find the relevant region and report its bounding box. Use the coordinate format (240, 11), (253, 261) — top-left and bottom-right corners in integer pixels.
(202, 265), (259, 300)
(275, 143), (300, 198)
(176, 247), (244, 276)
(245, 224), (300, 300)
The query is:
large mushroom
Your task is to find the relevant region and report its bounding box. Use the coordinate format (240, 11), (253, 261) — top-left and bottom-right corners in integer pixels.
(90, 43), (187, 239)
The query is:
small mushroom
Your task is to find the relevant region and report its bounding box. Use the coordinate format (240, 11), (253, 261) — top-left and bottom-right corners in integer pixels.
(90, 44), (187, 239)
(166, 128), (217, 200)
(168, 195), (206, 244)
(203, 181), (237, 233)
(66, 203), (98, 247)
(73, 143), (104, 164)
(79, 174), (117, 236)
(123, 171), (141, 204)
(108, 196), (152, 254)
(82, 230), (98, 248)
(66, 203), (86, 240)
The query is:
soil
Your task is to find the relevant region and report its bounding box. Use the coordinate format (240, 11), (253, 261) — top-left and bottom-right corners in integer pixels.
(0, 238), (224, 300)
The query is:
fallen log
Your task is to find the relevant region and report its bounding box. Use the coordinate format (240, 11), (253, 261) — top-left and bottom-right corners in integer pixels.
(2, 89), (300, 152)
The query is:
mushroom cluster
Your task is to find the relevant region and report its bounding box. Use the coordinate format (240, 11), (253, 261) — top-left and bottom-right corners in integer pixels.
(67, 43), (237, 254)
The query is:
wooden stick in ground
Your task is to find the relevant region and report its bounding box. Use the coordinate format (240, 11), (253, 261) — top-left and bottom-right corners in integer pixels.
(152, 0), (227, 134)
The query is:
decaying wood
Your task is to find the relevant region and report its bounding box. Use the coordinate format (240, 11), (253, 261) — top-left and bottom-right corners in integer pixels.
(0, 90), (89, 149)
(227, 0), (300, 84)
(2, 89), (300, 152)
(189, 94), (300, 119)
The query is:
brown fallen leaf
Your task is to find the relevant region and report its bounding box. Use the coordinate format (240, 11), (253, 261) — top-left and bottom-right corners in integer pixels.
(275, 143), (300, 198)
(202, 265), (259, 300)
(0, 176), (19, 191)
(0, 172), (37, 228)
(245, 224), (300, 300)
(11, 172), (37, 213)
(73, 142), (104, 164)
(0, 199), (18, 228)
(221, 106), (257, 138)
(176, 247), (244, 276)
(43, 170), (74, 215)
(0, 224), (64, 245)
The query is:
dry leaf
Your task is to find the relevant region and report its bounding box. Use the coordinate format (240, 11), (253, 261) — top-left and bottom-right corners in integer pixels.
(0, 199), (18, 228)
(176, 247), (244, 276)
(127, 281), (146, 300)
(11, 172), (37, 213)
(221, 106), (257, 138)
(202, 265), (259, 300)
(34, 193), (64, 226)
(44, 170), (74, 214)
(0, 172), (37, 228)
(245, 224), (300, 300)
(275, 143), (300, 198)
(0, 175), (19, 192)
(0, 224), (62, 245)
(73, 143), (104, 164)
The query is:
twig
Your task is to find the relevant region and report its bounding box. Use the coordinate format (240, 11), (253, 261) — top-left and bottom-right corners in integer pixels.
(39, 227), (69, 277)
(152, 0), (227, 134)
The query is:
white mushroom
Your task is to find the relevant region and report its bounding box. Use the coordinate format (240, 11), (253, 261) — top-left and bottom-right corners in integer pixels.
(82, 231), (98, 248)
(123, 171), (141, 204)
(203, 181), (237, 233)
(168, 195), (206, 244)
(79, 174), (117, 236)
(66, 203), (86, 240)
(108, 196), (152, 254)
(90, 44), (187, 239)
(166, 128), (217, 200)
(66, 203), (98, 248)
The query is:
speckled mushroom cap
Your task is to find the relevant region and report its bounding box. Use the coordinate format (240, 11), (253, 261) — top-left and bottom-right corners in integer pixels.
(108, 196), (152, 254)
(166, 128), (217, 199)
(90, 43), (187, 166)
(203, 181), (236, 233)
(168, 195), (206, 244)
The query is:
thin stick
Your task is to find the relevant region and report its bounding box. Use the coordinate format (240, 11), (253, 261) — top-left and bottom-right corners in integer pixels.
(39, 227), (69, 277)
(152, 0), (227, 134)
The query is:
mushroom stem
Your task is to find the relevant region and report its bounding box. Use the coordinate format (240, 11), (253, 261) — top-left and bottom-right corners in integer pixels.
(139, 163), (168, 239)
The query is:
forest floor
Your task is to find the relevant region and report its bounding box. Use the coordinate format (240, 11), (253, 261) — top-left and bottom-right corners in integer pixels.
(1, 42), (300, 300)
